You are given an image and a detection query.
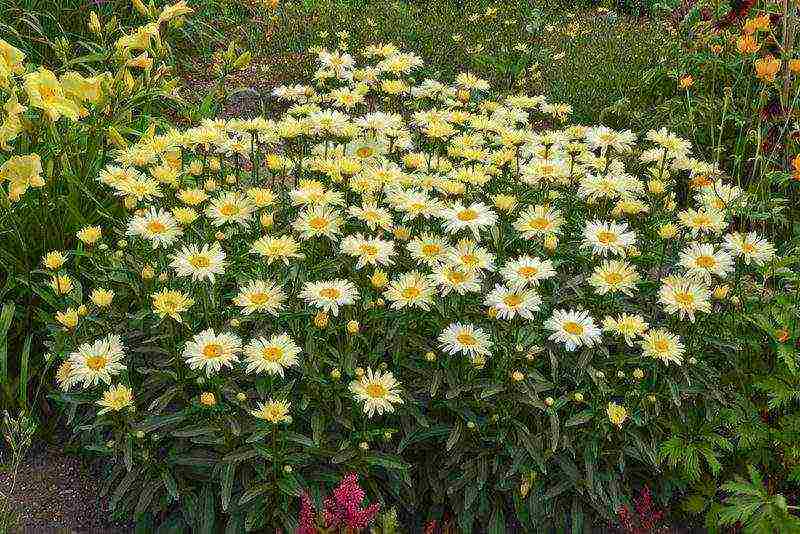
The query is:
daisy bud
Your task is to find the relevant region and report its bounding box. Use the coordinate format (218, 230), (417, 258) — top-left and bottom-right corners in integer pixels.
(456, 89), (470, 102)
(42, 251), (66, 270)
(260, 212), (274, 228)
(487, 307), (499, 319)
(617, 371), (625, 378)
(230, 318), (240, 328)
(330, 368), (341, 380)
(187, 160), (203, 176)
(98, 243), (109, 251)
(208, 157), (221, 171)
(658, 224), (677, 239)
(236, 392), (246, 402)
(359, 441), (369, 451)
(314, 311), (329, 328)
(77, 225), (102, 245)
(647, 394), (657, 402)
(573, 392), (584, 402)
(158, 273), (168, 283)
(370, 269), (388, 289)
(471, 354), (486, 369)
(141, 265), (155, 280)
(596, 371), (605, 379)
(355, 367), (365, 378)
(375, 298), (385, 307)
(424, 351), (436, 362)
(625, 246), (640, 257)
(117, 239), (128, 249)
(713, 285), (730, 300)
(525, 352), (536, 361)
(393, 226), (411, 241)
(225, 174), (237, 185)
(466, 421), (476, 429)
(730, 296), (740, 306)
(106, 440), (115, 448)
(543, 234), (558, 252)
(135, 430), (145, 439)
(544, 396), (554, 407)
(633, 368), (645, 380)
(346, 320), (360, 334)
(511, 370), (525, 382)
(283, 465), (293, 473)
(383, 430), (393, 441)
(77, 305), (88, 316)
(777, 329), (790, 343)
(548, 190), (560, 200)
(123, 196), (137, 210)
(199, 392), (216, 406)
(648, 179), (665, 194)
(688, 357), (697, 365)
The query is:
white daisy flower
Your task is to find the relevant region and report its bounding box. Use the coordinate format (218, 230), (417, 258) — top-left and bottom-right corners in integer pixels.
(340, 233), (396, 269)
(205, 191), (255, 227)
(544, 309), (601, 352)
(170, 242), (227, 283)
(126, 207), (182, 249)
(438, 322), (492, 358)
(723, 231), (776, 266)
(243, 333), (301, 376)
(484, 284), (541, 320)
(439, 201), (498, 239)
(68, 334), (126, 388)
(500, 255), (556, 288)
(582, 220), (636, 257)
(679, 242), (734, 281)
(182, 328), (242, 375)
(349, 368), (404, 418)
(299, 279), (359, 316)
(641, 329), (685, 365)
(384, 271), (436, 310)
(233, 280), (286, 316)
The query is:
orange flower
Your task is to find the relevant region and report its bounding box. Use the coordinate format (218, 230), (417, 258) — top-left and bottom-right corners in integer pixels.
(792, 154), (800, 180)
(790, 59), (800, 73)
(776, 329), (790, 343)
(755, 55), (781, 82)
(678, 75), (694, 89)
(737, 34), (760, 54)
(743, 14), (771, 35)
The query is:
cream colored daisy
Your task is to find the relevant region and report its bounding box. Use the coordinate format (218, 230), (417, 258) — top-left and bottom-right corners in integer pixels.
(723, 231), (776, 266)
(384, 271), (436, 310)
(299, 279), (359, 316)
(170, 242), (227, 283)
(67, 334), (126, 388)
(588, 260), (640, 296)
(152, 289), (194, 322)
(205, 191), (255, 227)
(126, 207), (182, 249)
(293, 205), (344, 241)
(251, 399), (291, 423)
(349, 368), (404, 418)
(677, 207), (727, 236)
(484, 284), (541, 320)
(513, 204), (563, 239)
(250, 235), (305, 265)
(500, 255), (556, 288)
(679, 242), (734, 281)
(438, 322), (492, 358)
(243, 333), (301, 376)
(582, 220), (636, 257)
(641, 328), (685, 365)
(658, 277), (711, 322)
(96, 384), (133, 414)
(340, 233), (396, 269)
(233, 280), (286, 316)
(439, 201), (498, 239)
(446, 239), (495, 272)
(430, 263), (482, 295)
(406, 233), (452, 267)
(602, 313), (648, 346)
(182, 329), (242, 375)
(348, 201), (394, 232)
(544, 309), (601, 352)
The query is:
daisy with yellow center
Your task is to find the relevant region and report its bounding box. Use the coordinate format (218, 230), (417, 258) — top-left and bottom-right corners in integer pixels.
(544, 309), (601, 352)
(607, 402), (628, 428)
(205, 191), (255, 227)
(293, 205), (344, 241)
(299, 279), (359, 316)
(152, 289), (194, 323)
(177, 188), (208, 206)
(251, 399), (292, 424)
(384, 271), (436, 310)
(406, 233), (452, 267)
(340, 233), (396, 269)
(126, 207), (182, 249)
(43, 250), (67, 270)
(513, 204), (564, 239)
(348, 202), (394, 232)
(250, 235), (305, 265)
(677, 207), (727, 236)
(588, 260), (640, 296)
(289, 179), (345, 208)
(500, 255), (556, 289)
(182, 328), (242, 375)
(446, 239), (495, 273)
(431, 263), (482, 295)
(76, 225), (102, 245)
(246, 187), (276, 208)
(96, 384), (134, 414)
(50, 274), (73, 295)
(602, 313), (648, 346)
(723, 231), (776, 266)
(583, 220), (636, 257)
(678, 242), (733, 281)
(438, 322), (493, 358)
(233, 280), (286, 316)
(484, 284), (541, 320)
(243, 333), (301, 376)
(67, 334), (126, 388)
(170, 242), (227, 283)
(349, 368), (404, 418)
(56, 308), (79, 329)
(658, 278), (711, 323)
(440, 201), (498, 239)
(641, 328), (685, 365)
(90, 288), (114, 308)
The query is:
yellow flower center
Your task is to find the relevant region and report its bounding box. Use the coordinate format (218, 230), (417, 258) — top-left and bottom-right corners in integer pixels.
(86, 355), (108, 371)
(249, 292), (270, 305)
(518, 266), (539, 277)
(674, 291), (695, 305)
(604, 272), (624, 284)
(366, 383), (387, 398)
(355, 146), (375, 159)
(359, 244), (379, 257)
(456, 333), (477, 346)
(503, 294), (522, 307)
(320, 287), (341, 299)
(457, 208), (478, 221)
(597, 231), (618, 245)
(146, 220), (167, 234)
(654, 339), (670, 352)
(219, 203), (240, 217)
(188, 254), (211, 268)
(421, 244), (441, 257)
(530, 217), (550, 230)
(461, 253), (478, 266)
(695, 255), (716, 269)
(202, 343), (223, 359)
(563, 321), (584, 336)
(308, 216), (328, 230)
(448, 271), (467, 284)
(402, 286), (421, 299)
(262, 346), (283, 362)
(692, 215), (711, 227)
(742, 243), (756, 253)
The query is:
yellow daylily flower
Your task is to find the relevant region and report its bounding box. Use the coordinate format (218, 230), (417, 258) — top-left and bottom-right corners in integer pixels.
(24, 68), (81, 121)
